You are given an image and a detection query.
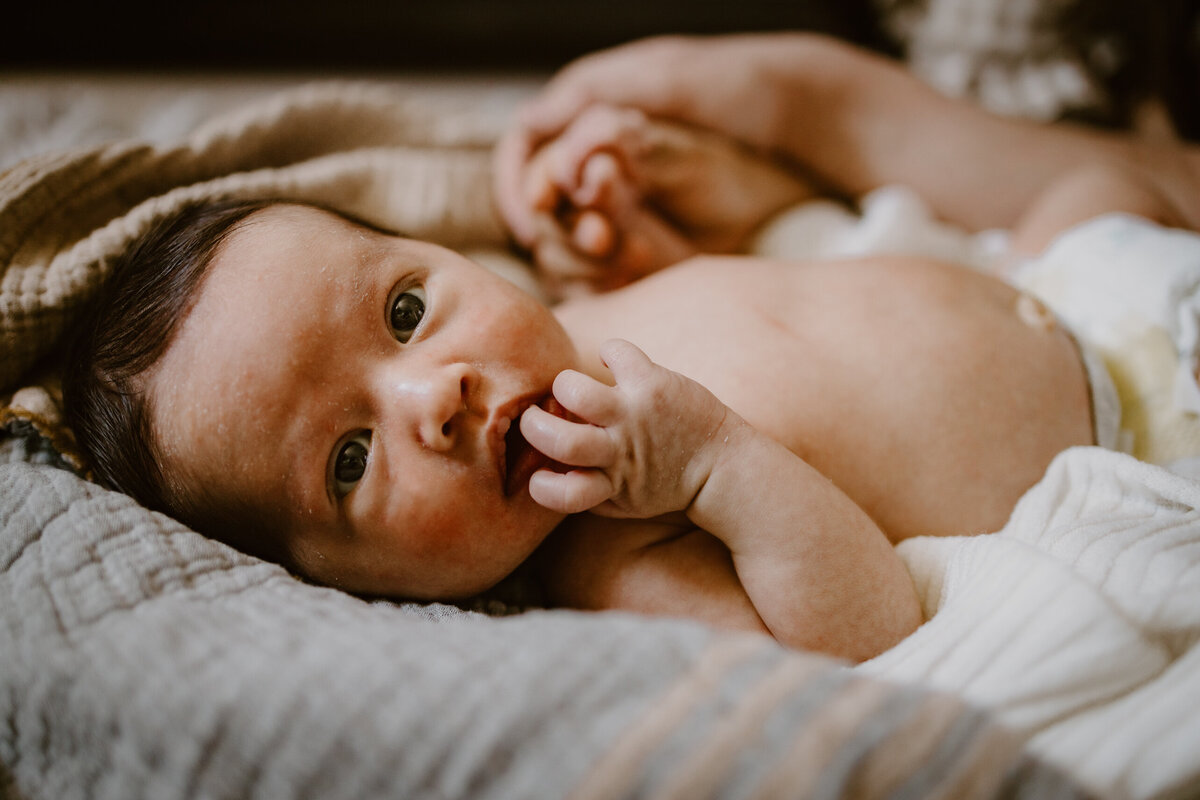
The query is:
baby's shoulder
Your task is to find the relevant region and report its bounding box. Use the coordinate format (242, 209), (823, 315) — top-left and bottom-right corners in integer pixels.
(535, 512), (693, 609)
(535, 514), (764, 633)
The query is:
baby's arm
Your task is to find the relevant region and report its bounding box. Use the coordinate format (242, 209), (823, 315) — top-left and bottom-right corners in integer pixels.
(520, 339), (921, 660)
(518, 105), (817, 297)
(499, 33), (1200, 238)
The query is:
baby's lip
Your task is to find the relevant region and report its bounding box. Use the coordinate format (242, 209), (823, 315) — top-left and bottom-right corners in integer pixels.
(490, 393), (570, 497)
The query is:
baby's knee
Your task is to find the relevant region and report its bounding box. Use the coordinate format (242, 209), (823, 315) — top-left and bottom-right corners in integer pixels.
(1012, 163), (1183, 255)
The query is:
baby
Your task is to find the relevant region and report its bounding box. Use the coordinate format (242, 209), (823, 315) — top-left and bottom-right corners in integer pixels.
(64, 35), (1200, 663)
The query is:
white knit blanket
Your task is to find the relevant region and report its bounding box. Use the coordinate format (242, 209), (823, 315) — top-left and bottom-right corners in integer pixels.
(867, 447), (1200, 800)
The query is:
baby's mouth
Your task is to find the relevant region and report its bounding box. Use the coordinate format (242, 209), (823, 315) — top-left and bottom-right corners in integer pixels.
(503, 395), (570, 497)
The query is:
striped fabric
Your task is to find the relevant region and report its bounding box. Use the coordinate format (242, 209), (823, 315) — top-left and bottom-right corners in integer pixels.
(864, 447), (1200, 799)
(0, 461), (1084, 800)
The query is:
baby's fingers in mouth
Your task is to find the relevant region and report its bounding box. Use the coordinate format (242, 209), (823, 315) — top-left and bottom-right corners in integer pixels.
(529, 467), (615, 514)
(520, 404), (616, 468)
(550, 369), (623, 426)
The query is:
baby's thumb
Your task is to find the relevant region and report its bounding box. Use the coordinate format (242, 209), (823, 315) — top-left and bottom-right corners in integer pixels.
(492, 131), (539, 245)
(600, 339), (655, 382)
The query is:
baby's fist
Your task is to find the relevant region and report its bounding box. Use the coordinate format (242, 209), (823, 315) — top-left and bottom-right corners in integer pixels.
(520, 339), (733, 518)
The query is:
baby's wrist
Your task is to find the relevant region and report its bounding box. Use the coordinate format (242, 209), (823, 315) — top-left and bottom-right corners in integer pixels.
(682, 410), (755, 526)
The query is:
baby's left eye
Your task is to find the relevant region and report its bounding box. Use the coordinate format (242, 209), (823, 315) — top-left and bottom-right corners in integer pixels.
(390, 286), (426, 343)
(333, 433), (371, 497)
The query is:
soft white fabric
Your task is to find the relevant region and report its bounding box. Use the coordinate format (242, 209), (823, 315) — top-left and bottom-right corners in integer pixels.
(750, 183), (1010, 270)
(861, 446), (1200, 800)
(876, 0), (1119, 123)
(1015, 213), (1200, 464)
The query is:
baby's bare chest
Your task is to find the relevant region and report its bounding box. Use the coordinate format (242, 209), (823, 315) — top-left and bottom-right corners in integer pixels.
(556, 255), (1091, 539)
(560, 257), (1007, 449)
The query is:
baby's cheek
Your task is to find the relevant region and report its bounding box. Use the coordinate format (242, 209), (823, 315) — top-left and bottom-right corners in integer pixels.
(392, 483), (474, 558)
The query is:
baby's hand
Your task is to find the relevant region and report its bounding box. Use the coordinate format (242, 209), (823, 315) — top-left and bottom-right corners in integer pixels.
(519, 339), (733, 517)
(518, 112), (693, 298)
(514, 105), (816, 298)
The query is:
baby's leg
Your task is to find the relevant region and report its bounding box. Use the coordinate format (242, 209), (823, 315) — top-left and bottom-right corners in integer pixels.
(1011, 162), (1193, 257)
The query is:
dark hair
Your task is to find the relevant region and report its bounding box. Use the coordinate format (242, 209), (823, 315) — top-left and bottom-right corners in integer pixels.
(62, 197), (284, 559)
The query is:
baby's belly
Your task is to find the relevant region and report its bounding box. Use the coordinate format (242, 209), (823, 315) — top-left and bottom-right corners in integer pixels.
(563, 255), (1094, 540)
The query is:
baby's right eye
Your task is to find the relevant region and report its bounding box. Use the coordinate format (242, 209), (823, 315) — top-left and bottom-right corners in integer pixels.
(333, 433), (371, 496)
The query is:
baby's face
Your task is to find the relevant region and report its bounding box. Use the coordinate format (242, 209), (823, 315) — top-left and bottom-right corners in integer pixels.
(148, 205), (579, 599)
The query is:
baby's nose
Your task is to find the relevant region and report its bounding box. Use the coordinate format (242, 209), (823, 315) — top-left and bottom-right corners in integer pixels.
(415, 363), (480, 451)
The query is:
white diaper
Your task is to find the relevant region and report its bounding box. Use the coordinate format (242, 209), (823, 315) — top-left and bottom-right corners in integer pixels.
(1013, 213), (1200, 464)
(754, 193), (1200, 465)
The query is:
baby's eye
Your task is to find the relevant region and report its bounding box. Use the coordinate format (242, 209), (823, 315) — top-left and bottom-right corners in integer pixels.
(389, 286), (426, 343)
(333, 433), (371, 496)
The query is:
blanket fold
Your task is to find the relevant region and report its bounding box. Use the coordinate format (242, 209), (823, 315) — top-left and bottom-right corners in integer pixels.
(0, 83), (510, 393)
(863, 447), (1200, 799)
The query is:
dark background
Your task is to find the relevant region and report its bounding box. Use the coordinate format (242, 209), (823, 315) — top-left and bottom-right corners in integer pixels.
(7, 1), (1197, 138)
(6, 1), (891, 73)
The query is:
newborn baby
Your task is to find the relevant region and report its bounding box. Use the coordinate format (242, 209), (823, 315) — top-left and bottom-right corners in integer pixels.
(66, 190), (1092, 662)
(66, 36), (1200, 663)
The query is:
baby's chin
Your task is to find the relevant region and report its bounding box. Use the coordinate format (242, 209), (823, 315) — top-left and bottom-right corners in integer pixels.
(400, 520), (563, 603)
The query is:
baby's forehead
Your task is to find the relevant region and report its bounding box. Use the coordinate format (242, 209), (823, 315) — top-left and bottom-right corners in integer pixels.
(150, 210), (364, 504)
(231, 203), (380, 246)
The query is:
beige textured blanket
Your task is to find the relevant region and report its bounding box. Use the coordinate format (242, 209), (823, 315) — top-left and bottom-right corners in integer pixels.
(0, 82), (516, 397)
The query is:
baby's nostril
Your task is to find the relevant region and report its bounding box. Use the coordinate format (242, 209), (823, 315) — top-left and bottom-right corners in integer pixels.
(442, 421), (452, 437)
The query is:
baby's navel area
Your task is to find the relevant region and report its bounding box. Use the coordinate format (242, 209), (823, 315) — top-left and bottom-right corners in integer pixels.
(789, 256), (1093, 541)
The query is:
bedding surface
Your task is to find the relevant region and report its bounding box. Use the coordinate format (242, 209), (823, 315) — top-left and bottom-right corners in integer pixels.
(0, 459), (1081, 800)
(0, 77), (1193, 799)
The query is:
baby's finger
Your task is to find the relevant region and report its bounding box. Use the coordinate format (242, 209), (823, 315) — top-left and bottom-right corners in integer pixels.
(608, 202), (697, 276)
(571, 210), (617, 259)
(523, 156), (561, 214)
(531, 216), (606, 279)
(552, 369), (623, 426)
(599, 339), (658, 384)
(521, 404), (617, 467)
(528, 468), (614, 514)
(533, 238), (608, 298)
(493, 128), (541, 245)
(516, 86), (595, 141)
(549, 106), (648, 191)
(576, 151), (623, 208)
